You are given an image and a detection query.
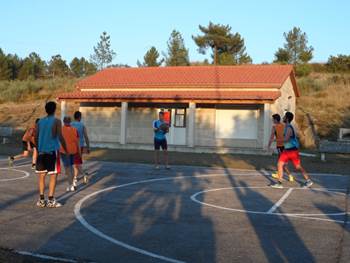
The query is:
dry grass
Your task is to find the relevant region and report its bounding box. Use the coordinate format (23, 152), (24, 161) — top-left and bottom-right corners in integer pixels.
(296, 73), (350, 142)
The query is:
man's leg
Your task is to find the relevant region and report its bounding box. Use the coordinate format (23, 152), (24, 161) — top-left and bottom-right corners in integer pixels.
(73, 165), (82, 185)
(48, 173), (58, 198)
(277, 161), (285, 182)
(295, 164), (310, 180)
(65, 165), (72, 187)
(163, 150), (169, 167)
(38, 172), (46, 197)
(154, 150), (160, 168)
(36, 172), (47, 207)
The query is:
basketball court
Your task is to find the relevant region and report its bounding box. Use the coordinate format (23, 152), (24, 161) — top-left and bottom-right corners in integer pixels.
(0, 157), (349, 262)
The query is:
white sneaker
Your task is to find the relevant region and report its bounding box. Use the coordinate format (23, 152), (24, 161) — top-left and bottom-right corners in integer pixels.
(66, 185), (76, 192)
(47, 199), (62, 208)
(73, 177), (78, 187)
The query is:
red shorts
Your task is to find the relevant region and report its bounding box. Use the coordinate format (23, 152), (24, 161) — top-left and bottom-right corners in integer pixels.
(73, 147), (84, 165)
(278, 149), (301, 167)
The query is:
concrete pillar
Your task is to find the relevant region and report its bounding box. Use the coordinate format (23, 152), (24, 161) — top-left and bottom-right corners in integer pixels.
(61, 100), (67, 122)
(263, 103), (271, 150)
(188, 102), (196, 147)
(120, 102), (128, 145)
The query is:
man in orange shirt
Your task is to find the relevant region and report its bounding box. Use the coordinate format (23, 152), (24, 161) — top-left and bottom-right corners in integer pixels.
(268, 114), (294, 182)
(60, 116), (81, 192)
(9, 119), (39, 169)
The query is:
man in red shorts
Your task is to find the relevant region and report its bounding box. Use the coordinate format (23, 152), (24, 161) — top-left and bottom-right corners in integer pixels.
(71, 111), (90, 185)
(270, 112), (313, 189)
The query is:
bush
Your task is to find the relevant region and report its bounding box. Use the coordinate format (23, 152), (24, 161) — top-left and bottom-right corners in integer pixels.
(295, 63), (312, 77)
(297, 77), (327, 94)
(0, 78), (76, 103)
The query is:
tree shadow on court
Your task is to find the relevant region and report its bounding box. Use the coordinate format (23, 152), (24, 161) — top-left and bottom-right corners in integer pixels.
(217, 157), (316, 262)
(33, 163), (216, 263)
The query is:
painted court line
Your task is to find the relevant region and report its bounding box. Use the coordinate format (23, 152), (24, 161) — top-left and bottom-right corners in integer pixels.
(16, 250), (78, 263)
(75, 172), (350, 263)
(191, 186), (350, 217)
(0, 168), (30, 182)
(267, 188), (294, 214)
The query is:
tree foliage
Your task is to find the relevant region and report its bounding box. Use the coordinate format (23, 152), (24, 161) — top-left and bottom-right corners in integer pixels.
(165, 30), (189, 66)
(18, 52), (46, 80)
(0, 49), (12, 80)
(137, 46), (163, 67)
(274, 27), (314, 65)
(192, 22), (251, 65)
(90, 31), (116, 70)
(327, 54), (350, 72)
(48, 55), (69, 77)
(70, 57), (97, 77)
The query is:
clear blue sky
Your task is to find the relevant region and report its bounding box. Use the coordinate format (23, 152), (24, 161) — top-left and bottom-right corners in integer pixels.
(1, 0), (349, 66)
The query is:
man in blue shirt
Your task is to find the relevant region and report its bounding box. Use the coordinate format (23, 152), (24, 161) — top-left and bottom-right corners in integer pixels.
(153, 112), (170, 169)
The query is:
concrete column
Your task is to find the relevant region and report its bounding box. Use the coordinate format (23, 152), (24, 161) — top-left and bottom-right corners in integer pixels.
(188, 102), (196, 147)
(120, 102), (128, 145)
(263, 103), (271, 150)
(60, 100), (67, 122)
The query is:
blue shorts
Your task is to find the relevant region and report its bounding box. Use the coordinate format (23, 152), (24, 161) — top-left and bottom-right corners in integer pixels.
(61, 153), (74, 167)
(154, 138), (167, 150)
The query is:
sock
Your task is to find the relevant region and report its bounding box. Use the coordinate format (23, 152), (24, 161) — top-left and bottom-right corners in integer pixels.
(48, 196), (53, 201)
(40, 194), (44, 200)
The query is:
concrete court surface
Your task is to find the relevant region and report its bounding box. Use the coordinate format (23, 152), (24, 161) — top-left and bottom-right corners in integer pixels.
(0, 157), (349, 263)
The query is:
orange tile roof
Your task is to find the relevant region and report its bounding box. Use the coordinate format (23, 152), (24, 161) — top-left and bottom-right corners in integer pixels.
(57, 65), (298, 102)
(58, 90), (281, 102)
(76, 65), (296, 90)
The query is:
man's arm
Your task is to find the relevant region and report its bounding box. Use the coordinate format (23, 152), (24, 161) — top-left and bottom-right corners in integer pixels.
(83, 126), (90, 153)
(27, 141), (32, 151)
(284, 126), (293, 142)
(76, 130), (82, 156)
(35, 123), (39, 149)
(268, 126), (276, 148)
(153, 121), (159, 132)
(54, 119), (68, 153)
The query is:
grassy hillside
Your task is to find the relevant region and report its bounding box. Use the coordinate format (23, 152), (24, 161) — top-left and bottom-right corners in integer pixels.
(296, 73), (350, 147)
(0, 73), (349, 148)
(0, 78), (79, 131)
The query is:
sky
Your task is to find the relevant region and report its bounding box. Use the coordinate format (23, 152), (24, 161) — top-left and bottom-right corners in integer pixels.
(1, 0), (349, 66)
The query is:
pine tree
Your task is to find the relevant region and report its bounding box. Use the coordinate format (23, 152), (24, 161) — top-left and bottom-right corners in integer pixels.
(70, 57), (97, 77)
(138, 46), (163, 67)
(48, 54), (69, 77)
(274, 27), (314, 65)
(192, 22), (252, 65)
(0, 49), (11, 80)
(165, 30), (189, 66)
(90, 31), (116, 70)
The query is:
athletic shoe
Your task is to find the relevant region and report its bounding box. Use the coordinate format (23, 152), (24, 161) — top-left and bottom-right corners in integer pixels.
(271, 172), (279, 179)
(83, 175), (89, 184)
(270, 181), (283, 189)
(165, 165), (171, 170)
(47, 199), (62, 208)
(31, 163), (36, 170)
(8, 156), (14, 167)
(66, 185), (76, 192)
(154, 165), (160, 170)
(288, 175), (295, 182)
(304, 179), (313, 188)
(36, 199), (46, 208)
(73, 177), (78, 187)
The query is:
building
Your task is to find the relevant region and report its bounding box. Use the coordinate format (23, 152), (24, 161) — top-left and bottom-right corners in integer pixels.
(57, 65), (299, 154)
